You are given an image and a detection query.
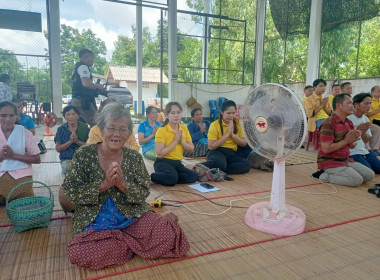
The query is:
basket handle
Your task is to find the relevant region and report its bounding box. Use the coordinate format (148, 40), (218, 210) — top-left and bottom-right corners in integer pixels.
(6, 180), (54, 208)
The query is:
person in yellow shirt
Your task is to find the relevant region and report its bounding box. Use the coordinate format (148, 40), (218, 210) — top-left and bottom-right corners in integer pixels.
(304, 79), (331, 132)
(150, 102), (198, 186)
(201, 100), (250, 174)
(367, 86), (380, 126)
(86, 99), (140, 151)
(301, 85), (313, 107)
(327, 84), (341, 111)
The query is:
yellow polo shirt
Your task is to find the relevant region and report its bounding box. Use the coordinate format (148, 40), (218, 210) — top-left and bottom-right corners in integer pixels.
(304, 93), (329, 132)
(155, 124), (191, 160)
(327, 94), (334, 111)
(207, 119), (244, 151)
(301, 97), (306, 108)
(368, 98), (380, 122)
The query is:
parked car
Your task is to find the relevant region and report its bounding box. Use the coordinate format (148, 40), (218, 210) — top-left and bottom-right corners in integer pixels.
(106, 86), (133, 108)
(62, 94), (72, 104)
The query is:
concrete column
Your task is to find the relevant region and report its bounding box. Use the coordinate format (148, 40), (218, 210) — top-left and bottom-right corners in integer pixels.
(47, 0), (62, 118)
(253, 0), (266, 87)
(306, 0), (323, 85)
(201, 1), (210, 83)
(136, 0), (143, 115)
(168, 0), (178, 101)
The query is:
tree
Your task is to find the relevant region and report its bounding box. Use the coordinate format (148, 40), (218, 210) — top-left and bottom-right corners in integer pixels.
(0, 48), (26, 92)
(110, 26), (160, 67)
(185, 0), (257, 84)
(59, 24), (107, 95)
(26, 67), (51, 103)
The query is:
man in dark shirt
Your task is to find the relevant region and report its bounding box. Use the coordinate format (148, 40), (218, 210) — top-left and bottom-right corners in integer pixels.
(313, 93), (374, 186)
(71, 49), (105, 126)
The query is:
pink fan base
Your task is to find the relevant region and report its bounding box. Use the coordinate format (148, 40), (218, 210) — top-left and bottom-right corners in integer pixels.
(245, 201), (306, 236)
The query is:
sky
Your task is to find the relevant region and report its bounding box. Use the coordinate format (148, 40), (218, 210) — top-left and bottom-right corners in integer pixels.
(60, 0), (194, 59)
(0, 0), (196, 63)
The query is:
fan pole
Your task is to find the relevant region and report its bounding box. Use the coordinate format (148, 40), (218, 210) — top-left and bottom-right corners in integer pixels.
(268, 134), (286, 219)
(44, 125), (55, 136)
(268, 159), (286, 218)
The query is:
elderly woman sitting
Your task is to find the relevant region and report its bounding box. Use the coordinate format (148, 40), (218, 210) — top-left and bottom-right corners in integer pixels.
(0, 101), (40, 204)
(55, 106), (89, 174)
(62, 103), (190, 269)
(86, 99), (140, 151)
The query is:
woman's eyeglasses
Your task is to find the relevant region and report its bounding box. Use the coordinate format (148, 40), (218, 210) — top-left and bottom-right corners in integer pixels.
(105, 127), (129, 135)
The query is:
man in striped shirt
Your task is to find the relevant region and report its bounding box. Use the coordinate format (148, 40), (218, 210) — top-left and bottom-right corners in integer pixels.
(312, 93), (375, 187)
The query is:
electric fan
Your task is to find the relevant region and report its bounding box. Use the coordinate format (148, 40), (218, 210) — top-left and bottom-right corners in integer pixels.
(43, 112), (57, 136)
(241, 83), (307, 236)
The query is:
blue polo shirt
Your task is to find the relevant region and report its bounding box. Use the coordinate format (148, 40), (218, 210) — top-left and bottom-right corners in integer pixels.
(19, 114), (35, 129)
(138, 120), (162, 154)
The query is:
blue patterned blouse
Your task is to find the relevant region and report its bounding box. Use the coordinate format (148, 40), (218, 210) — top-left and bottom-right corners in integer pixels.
(84, 196), (136, 231)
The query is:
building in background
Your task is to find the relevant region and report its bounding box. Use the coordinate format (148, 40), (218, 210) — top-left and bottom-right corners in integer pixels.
(106, 65), (168, 108)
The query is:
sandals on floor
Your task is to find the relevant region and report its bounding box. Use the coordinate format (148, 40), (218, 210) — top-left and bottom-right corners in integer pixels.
(368, 184), (380, 197)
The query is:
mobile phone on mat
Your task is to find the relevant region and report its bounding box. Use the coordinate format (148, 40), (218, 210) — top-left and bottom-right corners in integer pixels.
(200, 183), (215, 189)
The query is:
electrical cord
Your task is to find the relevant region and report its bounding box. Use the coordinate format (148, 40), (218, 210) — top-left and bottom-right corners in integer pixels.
(154, 155), (338, 216)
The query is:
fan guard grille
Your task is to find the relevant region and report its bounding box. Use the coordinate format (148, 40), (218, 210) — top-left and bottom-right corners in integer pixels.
(240, 83), (307, 160)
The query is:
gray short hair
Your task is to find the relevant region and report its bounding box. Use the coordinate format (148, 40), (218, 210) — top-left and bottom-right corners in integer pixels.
(97, 103), (133, 134)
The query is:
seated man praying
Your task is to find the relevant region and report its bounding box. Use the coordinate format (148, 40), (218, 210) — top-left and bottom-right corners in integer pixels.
(312, 94), (374, 187)
(347, 93), (380, 174)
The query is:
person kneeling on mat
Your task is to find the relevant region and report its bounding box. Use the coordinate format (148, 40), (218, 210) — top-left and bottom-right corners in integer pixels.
(201, 100), (251, 174)
(63, 103), (190, 269)
(138, 106), (162, 160)
(150, 102), (198, 186)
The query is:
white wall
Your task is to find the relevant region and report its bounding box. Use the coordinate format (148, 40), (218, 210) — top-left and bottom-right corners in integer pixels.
(175, 77), (380, 119)
(119, 81), (158, 105)
(175, 83), (252, 119)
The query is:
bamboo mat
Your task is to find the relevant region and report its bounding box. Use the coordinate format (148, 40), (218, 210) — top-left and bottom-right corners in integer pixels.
(2, 143), (380, 279)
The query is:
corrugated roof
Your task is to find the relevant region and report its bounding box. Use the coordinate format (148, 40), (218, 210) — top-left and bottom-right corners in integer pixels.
(108, 65), (168, 84)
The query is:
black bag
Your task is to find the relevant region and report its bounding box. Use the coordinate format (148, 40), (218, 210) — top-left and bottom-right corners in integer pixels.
(38, 139), (47, 154)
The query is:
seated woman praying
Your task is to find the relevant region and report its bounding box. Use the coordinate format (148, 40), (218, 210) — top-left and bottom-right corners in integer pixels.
(62, 103), (189, 269)
(185, 108), (210, 157)
(137, 106), (162, 160)
(150, 102), (198, 186)
(86, 99), (140, 151)
(0, 101), (40, 205)
(201, 100), (251, 174)
(55, 106), (89, 174)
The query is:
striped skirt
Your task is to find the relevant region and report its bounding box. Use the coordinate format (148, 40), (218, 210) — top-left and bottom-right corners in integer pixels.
(67, 211), (190, 269)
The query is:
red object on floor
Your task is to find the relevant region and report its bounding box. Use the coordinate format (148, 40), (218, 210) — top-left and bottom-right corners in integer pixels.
(306, 129), (320, 151)
(43, 125), (55, 136)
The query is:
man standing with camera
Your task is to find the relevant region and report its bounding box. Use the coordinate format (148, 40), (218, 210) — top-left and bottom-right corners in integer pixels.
(71, 49), (105, 126)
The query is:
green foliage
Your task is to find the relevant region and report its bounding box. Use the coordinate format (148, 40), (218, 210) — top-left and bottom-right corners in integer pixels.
(110, 26), (161, 67)
(26, 67), (51, 103)
(320, 22), (359, 80)
(357, 16), (380, 77)
(0, 49), (26, 92)
(186, 0), (257, 84)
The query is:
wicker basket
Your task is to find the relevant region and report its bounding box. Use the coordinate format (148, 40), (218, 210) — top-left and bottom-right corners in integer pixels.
(6, 181), (54, 233)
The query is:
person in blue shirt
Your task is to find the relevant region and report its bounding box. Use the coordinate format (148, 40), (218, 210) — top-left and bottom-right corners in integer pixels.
(138, 106), (162, 160)
(12, 99), (35, 135)
(185, 108), (210, 157)
(55, 106), (89, 174)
